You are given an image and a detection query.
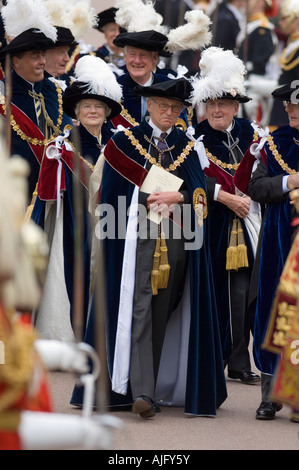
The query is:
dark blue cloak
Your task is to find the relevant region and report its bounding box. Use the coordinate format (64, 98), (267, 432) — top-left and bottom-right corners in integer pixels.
(73, 120), (228, 415)
(252, 125), (299, 374)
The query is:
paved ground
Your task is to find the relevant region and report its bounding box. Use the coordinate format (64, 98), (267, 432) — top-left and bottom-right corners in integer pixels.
(48, 366), (299, 451)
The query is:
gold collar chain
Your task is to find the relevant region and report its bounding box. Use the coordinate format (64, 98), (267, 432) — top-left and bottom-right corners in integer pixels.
(124, 128), (194, 172)
(2, 81), (63, 147)
(266, 134), (296, 174)
(205, 130), (259, 170)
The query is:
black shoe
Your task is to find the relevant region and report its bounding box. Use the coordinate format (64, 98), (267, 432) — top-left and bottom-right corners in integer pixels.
(256, 401), (282, 420)
(132, 395), (155, 418)
(228, 370), (261, 384)
(153, 401), (161, 412)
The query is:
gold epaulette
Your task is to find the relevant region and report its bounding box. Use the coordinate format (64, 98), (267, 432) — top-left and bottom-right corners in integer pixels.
(280, 47), (299, 71)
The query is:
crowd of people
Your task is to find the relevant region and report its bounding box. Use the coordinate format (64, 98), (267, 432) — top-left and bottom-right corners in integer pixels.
(0, 0), (299, 449)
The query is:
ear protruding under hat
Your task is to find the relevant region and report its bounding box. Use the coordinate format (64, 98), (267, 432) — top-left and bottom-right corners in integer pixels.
(2, 0), (58, 42)
(165, 10), (212, 53)
(190, 47), (251, 104)
(63, 55), (123, 120)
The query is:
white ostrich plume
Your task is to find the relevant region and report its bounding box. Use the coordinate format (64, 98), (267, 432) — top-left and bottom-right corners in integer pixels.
(190, 47), (247, 105)
(74, 56), (123, 103)
(115, 0), (163, 33)
(67, 1), (98, 40)
(42, 0), (97, 39)
(2, 0), (57, 42)
(166, 10), (212, 53)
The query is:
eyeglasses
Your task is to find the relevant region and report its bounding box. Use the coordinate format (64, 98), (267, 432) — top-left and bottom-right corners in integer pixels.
(151, 98), (183, 114)
(283, 100), (299, 108)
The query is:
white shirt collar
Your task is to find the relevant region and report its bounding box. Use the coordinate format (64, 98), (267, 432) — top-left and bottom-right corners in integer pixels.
(148, 118), (172, 138)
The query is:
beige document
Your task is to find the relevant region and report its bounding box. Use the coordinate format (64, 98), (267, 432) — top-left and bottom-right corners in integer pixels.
(140, 165), (183, 224)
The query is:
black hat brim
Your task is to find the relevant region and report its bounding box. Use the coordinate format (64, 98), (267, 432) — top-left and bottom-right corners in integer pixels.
(48, 26), (76, 49)
(219, 92), (251, 103)
(95, 7), (117, 32)
(113, 30), (171, 57)
(272, 82), (299, 103)
(133, 77), (192, 106)
(63, 81), (122, 120)
(0, 28), (55, 57)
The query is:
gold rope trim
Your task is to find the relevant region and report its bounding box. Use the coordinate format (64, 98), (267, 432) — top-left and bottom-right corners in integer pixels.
(1, 81), (64, 146)
(266, 135), (296, 175)
(124, 128), (194, 172)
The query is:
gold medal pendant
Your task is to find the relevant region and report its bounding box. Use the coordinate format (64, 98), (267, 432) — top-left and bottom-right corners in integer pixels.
(193, 188), (208, 226)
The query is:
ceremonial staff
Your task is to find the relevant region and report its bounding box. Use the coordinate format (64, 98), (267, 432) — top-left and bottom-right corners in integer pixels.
(4, 53), (11, 155)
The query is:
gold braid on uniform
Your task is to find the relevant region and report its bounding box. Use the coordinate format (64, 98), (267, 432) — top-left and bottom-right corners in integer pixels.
(0, 314), (38, 412)
(280, 34), (299, 71)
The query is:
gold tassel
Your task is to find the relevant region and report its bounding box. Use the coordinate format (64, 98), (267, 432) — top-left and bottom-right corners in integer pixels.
(24, 187), (38, 222)
(158, 231), (170, 289)
(151, 237), (161, 295)
(237, 218), (249, 269)
(226, 218), (238, 271)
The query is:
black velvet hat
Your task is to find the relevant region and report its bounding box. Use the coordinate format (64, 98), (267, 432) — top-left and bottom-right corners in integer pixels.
(133, 77), (192, 106)
(63, 81), (122, 120)
(95, 7), (117, 31)
(113, 30), (171, 57)
(0, 28), (55, 57)
(272, 82), (299, 104)
(50, 26), (75, 48)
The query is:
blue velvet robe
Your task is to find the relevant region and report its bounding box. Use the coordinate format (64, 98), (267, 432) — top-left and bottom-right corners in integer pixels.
(75, 120), (228, 415)
(251, 125), (299, 374)
(1, 70), (73, 201)
(194, 118), (256, 360)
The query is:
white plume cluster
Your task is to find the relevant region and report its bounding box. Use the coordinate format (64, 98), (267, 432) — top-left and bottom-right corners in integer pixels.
(190, 47), (248, 104)
(42, 0), (97, 39)
(115, 0), (163, 33)
(280, 0), (299, 18)
(2, 0), (58, 41)
(166, 10), (212, 53)
(74, 55), (123, 103)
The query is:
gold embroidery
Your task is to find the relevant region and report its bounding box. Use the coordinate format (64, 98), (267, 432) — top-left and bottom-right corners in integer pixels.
(120, 105), (139, 127)
(266, 135), (296, 174)
(124, 129), (194, 172)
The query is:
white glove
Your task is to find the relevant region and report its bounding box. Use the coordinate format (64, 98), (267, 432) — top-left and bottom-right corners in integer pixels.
(19, 411), (123, 450)
(245, 74), (278, 98)
(34, 339), (90, 374)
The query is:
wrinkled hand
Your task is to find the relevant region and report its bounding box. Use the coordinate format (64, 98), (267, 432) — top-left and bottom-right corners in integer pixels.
(147, 191), (181, 218)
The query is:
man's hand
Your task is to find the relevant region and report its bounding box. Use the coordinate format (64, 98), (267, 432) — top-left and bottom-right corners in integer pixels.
(147, 191), (182, 218)
(217, 189), (250, 219)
